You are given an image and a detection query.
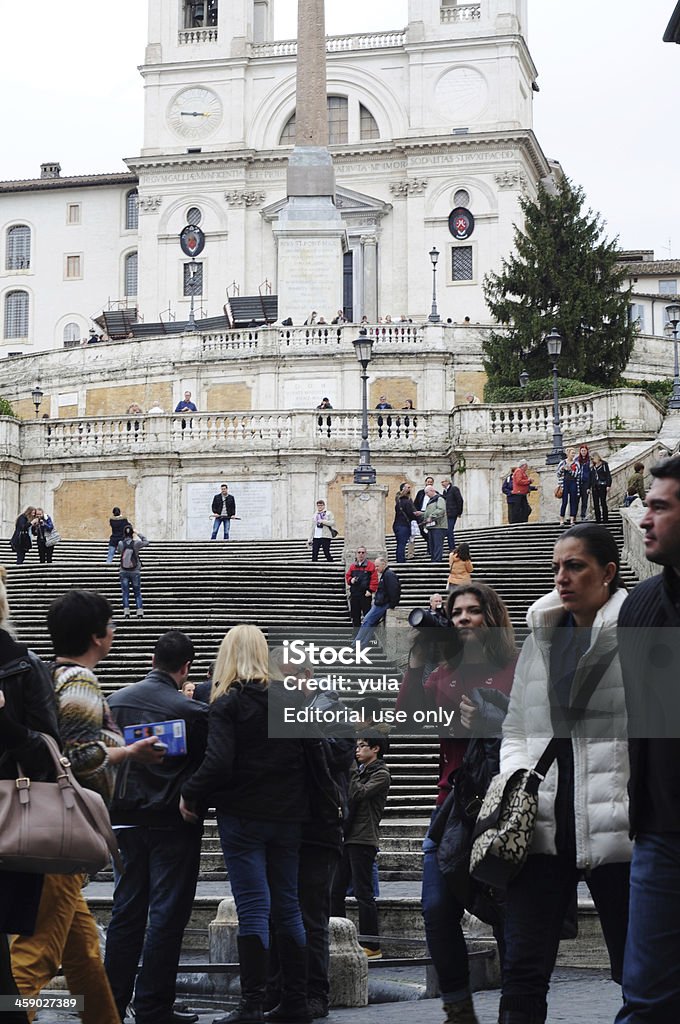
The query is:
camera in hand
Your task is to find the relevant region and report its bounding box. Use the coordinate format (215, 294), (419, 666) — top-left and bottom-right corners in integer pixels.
(408, 607), (450, 630)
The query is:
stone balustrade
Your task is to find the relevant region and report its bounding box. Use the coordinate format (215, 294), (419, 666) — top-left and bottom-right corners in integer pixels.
(11, 410), (449, 463)
(251, 30), (406, 59)
(440, 4), (482, 23)
(452, 390), (664, 447)
(177, 28), (218, 45)
(201, 322), (425, 357)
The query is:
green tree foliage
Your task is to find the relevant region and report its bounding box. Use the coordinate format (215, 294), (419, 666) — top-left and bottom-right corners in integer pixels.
(0, 397), (15, 417)
(483, 178), (635, 389)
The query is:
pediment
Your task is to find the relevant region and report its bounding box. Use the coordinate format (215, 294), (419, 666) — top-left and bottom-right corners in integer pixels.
(261, 186), (391, 222)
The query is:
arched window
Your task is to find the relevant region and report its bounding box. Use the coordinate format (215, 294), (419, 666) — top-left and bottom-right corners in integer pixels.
(63, 322), (81, 345)
(280, 96), (354, 145)
(6, 225), (31, 271)
(359, 104), (379, 141)
(4, 290), (29, 339)
(125, 190), (139, 231)
(124, 252), (138, 297)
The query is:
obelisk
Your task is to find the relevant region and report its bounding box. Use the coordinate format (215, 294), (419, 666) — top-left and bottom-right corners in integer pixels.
(274, 0), (347, 324)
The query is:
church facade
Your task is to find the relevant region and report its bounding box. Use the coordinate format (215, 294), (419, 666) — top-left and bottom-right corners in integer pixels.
(0, 0), (552, 354)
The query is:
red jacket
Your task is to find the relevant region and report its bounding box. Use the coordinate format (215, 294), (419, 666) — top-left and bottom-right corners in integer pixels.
(397, 658), (516, 804)
(345, 560), (378, 593)
(512, 466), (532, 495)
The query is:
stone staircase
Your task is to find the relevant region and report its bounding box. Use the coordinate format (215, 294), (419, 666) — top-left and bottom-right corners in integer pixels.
(1, 515), (637, 887)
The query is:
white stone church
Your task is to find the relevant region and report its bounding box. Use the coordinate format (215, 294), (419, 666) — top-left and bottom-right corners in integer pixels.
(0, 0), (674, 542)
(1, 0), (550, 352)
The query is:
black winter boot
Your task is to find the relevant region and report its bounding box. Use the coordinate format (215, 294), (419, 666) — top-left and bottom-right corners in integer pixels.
(263, 941), (312, 1023)
(212, 935), (268, 1024)
(497, 994), (547, 1024)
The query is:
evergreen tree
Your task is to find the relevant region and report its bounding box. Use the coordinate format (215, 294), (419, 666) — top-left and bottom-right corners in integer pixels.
(482, 178), (635, 389)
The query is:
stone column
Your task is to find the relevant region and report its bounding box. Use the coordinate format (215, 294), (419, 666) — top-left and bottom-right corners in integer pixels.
(361, 236), (378, 322)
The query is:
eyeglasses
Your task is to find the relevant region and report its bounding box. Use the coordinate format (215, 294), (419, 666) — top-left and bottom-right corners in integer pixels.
(107, 621), (117, 633)
(356, 742), (371, 749)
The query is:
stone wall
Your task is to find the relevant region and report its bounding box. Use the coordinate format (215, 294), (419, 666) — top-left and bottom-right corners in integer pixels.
(53, 478), (137, 541)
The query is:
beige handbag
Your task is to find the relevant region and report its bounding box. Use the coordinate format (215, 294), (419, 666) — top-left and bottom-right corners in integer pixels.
(0, 733), (122, 875)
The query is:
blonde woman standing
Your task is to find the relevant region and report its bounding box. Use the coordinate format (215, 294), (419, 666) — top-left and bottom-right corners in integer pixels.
(181, 625), (312, 1024)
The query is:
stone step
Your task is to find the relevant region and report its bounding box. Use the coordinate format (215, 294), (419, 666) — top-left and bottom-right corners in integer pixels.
(86, 885), (614, 968)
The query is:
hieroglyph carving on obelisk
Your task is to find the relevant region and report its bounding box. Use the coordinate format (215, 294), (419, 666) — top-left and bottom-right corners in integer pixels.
(286, 0), (335, 199)
(294, 0), (329, 148)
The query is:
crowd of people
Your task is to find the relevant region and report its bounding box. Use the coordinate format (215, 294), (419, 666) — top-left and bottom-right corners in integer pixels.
(4, 455), (680, 1024)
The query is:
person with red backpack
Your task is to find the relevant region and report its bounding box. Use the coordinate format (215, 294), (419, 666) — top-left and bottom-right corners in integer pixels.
(117, 524), (149, 618)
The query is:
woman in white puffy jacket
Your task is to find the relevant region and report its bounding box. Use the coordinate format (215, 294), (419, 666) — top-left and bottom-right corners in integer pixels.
(498, 523), (631, 1024)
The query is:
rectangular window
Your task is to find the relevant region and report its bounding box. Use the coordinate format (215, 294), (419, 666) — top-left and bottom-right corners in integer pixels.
(183, 262), (203, 296)
(451, 245), (474, 282)
(659, 280), (678, 295)
(629, 303), (645, 332)
(65, 255), (82, 279)
(66, 203), (81, 225)
(328, 97), (348, 145)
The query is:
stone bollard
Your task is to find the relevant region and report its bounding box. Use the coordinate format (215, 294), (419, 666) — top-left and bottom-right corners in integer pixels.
(328, 917), (368, 1008)
(208, 897), (239, 996)
(209, 900), (368, 1008)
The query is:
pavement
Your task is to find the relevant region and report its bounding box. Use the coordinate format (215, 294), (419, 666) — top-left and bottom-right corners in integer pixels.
(35, 880), (619, 1022)
(33, 968), (621, 1024)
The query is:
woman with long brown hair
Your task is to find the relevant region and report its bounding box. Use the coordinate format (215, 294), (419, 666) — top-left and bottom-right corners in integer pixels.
(398, 583), (517, 1024)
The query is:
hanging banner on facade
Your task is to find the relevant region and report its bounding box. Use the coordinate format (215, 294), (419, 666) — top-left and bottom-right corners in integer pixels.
(448, 207), (475, 240)
(179, 224), (206, 257)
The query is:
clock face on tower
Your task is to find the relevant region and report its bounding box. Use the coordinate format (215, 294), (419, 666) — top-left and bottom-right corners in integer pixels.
(167, 87), (222, 140)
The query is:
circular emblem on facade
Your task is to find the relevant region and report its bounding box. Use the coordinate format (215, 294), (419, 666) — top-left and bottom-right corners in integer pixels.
(179, 224), (206, 257)
(448, 207), (475, 240)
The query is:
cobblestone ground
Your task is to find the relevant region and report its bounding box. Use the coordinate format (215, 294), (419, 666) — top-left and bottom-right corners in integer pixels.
(33, 968), (619, 1023)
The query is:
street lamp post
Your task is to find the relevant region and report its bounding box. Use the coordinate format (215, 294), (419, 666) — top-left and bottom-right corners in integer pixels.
(665, 303), (680, 410)
(428, 247), (441, 324)
(187, 259), (199, 332)
(545, 327), (565, 465)
(519, 370), (529, 389)
(352, 330), (377, 484)
(31, 386), (44, 418)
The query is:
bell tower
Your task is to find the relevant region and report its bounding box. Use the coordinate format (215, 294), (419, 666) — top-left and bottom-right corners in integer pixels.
(140, 0), (276, 156)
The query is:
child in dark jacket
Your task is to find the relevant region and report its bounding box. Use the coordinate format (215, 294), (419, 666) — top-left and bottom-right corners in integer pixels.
(330, 737), (391, 958)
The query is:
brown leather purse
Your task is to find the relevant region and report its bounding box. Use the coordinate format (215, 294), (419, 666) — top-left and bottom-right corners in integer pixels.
(0, 733), (122, 875)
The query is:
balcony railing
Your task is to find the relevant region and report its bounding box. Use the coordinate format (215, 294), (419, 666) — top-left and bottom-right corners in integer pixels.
(251, 30), (406, 59)
(201, 322), (425, 356)
(441, 4), (482, 23)
(13, 410), (448, 462)
(451, 390), (664, 445)
(178, 27), (218, 44)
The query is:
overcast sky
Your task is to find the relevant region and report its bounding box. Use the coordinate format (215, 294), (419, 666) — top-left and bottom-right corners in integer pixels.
(2, 0), (678, 258)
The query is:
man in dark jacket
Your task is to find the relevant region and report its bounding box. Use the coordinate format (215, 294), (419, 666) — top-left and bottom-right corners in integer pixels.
(104, 631), (208, 1024)
(211, 483), (237, 540)
(354, 558), (401, 646)
(330, 737), (391, 958)
(441, 477), (464, 552)
(617, 456), (680, 1024)
(345, 546), (379, 628)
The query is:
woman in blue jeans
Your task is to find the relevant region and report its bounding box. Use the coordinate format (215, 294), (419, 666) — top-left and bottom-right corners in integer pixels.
(392, 482), (421, 563)
(499, 524), (631, 1024)
(181, 624), (311, 1024)
(397, 583), (517, 1024)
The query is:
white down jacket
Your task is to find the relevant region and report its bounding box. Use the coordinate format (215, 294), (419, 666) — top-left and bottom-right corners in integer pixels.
(501, 587), (632, 870)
